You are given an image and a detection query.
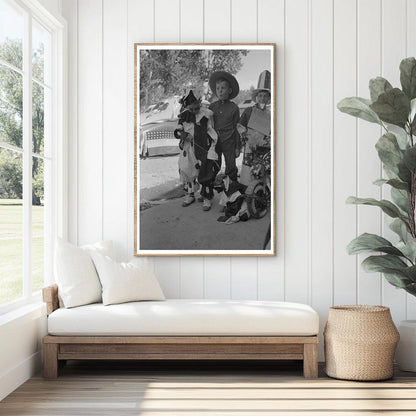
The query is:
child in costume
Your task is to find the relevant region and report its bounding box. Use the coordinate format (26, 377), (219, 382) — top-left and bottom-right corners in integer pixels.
(215, 175), (251, 224)
(208, 71), (241, 184)
(175, 90), (218, 211)
(237, 70), (271, 185)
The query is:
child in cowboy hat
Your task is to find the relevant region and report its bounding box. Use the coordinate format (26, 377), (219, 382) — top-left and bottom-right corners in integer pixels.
(237, 70), (271, 185)
(175, 90), (218, 211)
(208, 71), (241, 188)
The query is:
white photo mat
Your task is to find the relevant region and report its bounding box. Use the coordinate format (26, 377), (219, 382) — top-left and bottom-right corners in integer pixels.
(134, 43), (276, 256)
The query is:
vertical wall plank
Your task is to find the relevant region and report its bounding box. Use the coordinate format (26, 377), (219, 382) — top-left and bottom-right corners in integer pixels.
(154, 258), (181, 298)
(180, 0), (203, 43)
(284, 0), (309, 304)
(382, 0), (406, 89)
(231, 258), (257, 299)
(180, 258), (204, 298)
(407, 0), (416, 319)
(333, 0), (357, 305)
(356, 0), (382, 305)
(152, 0), (181, 297)
(77, 0), (103, 245)
(310, 0), (333, 359)
(103, 0), (128, 260)
(229, 0), (258, 299)
(128, 0), (154, 43)
(407, 0), (416, 61)
(155, 0), (180, 42)
(204, 258), (231, 298)
(407, 1), (416, 53)
(203, 0), (232, 298)
(230, 0), (257, 42)
(61, 0), (78, 245)
(127, 0), (154, 261)
(179, 0), (205, 298)
(204, 0), (231, 42)
(257, 0), (285, 301)
(381, 0), (407, 323)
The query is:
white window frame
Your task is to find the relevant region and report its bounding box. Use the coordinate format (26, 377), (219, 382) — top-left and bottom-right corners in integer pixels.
(0, 0), (67, 315)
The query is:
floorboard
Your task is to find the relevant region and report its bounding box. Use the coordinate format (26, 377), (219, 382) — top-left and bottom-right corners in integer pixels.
(1, 361), (416, 415)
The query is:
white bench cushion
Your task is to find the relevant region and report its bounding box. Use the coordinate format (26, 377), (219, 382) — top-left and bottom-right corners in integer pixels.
(48, 299), (319, 336)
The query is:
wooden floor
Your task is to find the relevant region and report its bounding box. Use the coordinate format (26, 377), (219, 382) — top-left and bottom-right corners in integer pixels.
(1, 360), (416, 415)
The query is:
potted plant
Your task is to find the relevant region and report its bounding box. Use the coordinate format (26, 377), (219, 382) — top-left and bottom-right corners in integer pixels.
(337, 57), (416, 372)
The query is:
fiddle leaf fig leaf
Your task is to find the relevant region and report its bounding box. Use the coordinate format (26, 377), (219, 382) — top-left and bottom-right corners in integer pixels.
(346, 196), (406, 219)
(361, 255), (416, 287)
(410, 98), (416, 125)
(411, 99), (416, 133)
(375, 132), (404, 173)
(384, 166), (400, 180)
(398, 161), (412, 185)
(400, 57), (416, 100)
(337, 97), (382, 125)
(395, 130), (410, 150)
(403, 146), (416, 172)
(347, 233), (404, 256)
(369, 77), (393, 102)
(370, 88), (410, 128)
(389, 217), (410, 241)
(397, 240), (416, 264)
(402, 265), (416, 282)
(412, 114), (416, 133)
(404, 283), (416, 296)
(403, 282), (416, 293)
(383, 271), (412, 288)
(373, 178), (388, 186)
(386, 179), (410, 191)
(362, 254), (408, 272)
(373, 178), (409, 191)
(391, 187), (410, 214)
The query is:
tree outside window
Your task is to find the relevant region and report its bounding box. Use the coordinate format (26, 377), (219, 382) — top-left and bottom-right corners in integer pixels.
(0, 0), (51, 306)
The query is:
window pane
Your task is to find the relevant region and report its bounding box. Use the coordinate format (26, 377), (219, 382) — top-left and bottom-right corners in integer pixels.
(32, 81), (45, 155)
(32, 20), (51, 85)
(32, 156), (43, 293)
(0, 147), (23, 305)
(0, 0), (24, 70)
(0, 64), (23, 148)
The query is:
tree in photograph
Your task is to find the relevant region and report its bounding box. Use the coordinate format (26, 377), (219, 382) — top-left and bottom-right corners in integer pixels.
(234, 85), (256, 105)
(0, 38), (44, 204)
(139, 49), (249, 109)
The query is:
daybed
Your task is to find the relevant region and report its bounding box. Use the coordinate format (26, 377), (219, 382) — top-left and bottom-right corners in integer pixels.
(42, 284), (320, 379)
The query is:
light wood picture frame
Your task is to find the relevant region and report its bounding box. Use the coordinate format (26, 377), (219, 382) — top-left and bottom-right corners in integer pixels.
(134, 43), (276, 256)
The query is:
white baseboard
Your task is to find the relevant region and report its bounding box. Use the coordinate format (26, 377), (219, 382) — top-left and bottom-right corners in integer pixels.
(0, 351), (42, 402)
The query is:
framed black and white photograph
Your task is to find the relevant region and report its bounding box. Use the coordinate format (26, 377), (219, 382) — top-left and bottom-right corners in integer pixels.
(134, 44), (275, 256)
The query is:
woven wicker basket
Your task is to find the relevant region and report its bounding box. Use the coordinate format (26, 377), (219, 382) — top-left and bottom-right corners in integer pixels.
(324, 305), (399, 381)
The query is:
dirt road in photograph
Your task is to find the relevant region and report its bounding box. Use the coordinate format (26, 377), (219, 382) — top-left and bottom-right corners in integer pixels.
(139, 155), (271, 251)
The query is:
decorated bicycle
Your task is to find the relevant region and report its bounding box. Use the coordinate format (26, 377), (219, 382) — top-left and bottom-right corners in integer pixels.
(237, 70), (272, 218)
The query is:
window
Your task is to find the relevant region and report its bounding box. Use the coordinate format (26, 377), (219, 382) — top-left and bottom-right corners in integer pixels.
(0, 0), (66, 312)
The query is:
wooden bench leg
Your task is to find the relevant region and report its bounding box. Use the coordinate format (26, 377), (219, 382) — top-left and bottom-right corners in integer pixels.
(44, 343), (59, 379)
(303, 343), (318, 379)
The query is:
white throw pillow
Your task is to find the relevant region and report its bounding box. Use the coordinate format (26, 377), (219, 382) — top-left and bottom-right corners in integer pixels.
(90, 252), (165, 306)
(55, 239), (114, 308)
(81, 240), (115, 259)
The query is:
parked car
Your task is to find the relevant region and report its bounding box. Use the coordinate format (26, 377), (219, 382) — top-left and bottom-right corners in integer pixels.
(140, 97), (181, 157)
(141, 103), (157, 116)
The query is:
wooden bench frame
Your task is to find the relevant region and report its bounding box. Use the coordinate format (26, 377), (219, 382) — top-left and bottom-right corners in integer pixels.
(43, 285), (319, 379)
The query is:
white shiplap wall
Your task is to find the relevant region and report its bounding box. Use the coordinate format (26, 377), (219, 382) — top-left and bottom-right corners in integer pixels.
(61, 0), (416, 356)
